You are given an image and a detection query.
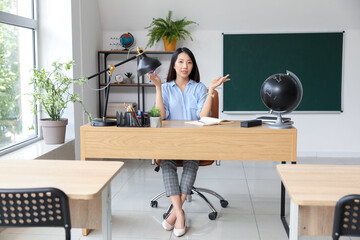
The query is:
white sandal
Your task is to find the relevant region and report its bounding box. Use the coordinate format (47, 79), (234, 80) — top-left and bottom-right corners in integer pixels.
(162, 211), (174, 231)
(173, 211), (186, 237)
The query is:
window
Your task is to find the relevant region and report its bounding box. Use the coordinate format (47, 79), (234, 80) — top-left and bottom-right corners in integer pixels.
(0, 0), (38, 153)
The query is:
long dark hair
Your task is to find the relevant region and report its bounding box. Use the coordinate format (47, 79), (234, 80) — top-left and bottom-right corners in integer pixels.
(166, 47), (200, 83)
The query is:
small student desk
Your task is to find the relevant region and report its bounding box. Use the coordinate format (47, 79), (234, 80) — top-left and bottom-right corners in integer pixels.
(277, 164), (360, 240)
(80, 120), (297, 233)
(0, 159), (123, 240)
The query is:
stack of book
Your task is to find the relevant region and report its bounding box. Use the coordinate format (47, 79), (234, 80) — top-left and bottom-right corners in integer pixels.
(256, 116), (293, 124)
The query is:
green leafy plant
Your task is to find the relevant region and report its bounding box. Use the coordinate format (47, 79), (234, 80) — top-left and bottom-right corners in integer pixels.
(124, 72), (133, 78)
(149, 106), (161, 117)
(145, 10), (198, 48)
(29, 60), (92, 121)
(0, 12), (21, 146)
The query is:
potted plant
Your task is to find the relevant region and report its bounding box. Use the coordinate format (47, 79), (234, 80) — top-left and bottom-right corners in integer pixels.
(124, 72), (134, 84)
(149, 106), (162, 128)
(145, 10), (198, 51)
(30, 60), (91, 144)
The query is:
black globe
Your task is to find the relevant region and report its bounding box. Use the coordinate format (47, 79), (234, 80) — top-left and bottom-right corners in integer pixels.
(260, 73), (302, 113)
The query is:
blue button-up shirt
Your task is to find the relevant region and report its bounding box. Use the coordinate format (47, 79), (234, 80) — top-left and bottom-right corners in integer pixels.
(161, 80), (207, 120)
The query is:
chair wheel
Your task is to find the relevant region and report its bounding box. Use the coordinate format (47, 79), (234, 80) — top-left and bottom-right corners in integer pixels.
(163, 212), (168, 219)
(220, 200), (229, 208)
(208, 212), (217, 220)
(150, 201), (158, 208)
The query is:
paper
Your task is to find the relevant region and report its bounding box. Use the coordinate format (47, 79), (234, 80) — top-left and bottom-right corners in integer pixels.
(185, 117), (233, 126)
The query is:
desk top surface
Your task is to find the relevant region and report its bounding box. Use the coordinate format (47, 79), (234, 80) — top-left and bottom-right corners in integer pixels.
(81, 120), (297, 133)
(0, 159), (124, 200)
(277, 164), (360, 206)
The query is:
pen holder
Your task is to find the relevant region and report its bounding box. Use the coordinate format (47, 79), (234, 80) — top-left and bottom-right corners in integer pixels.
(124, 112), (135, 127)
(116, 111), (149, 127)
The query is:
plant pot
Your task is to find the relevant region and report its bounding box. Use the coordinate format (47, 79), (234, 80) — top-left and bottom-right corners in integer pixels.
(150, 117), (162, 128)
(124, 76), (134, 84)
(40, 118), (68, 144)
(163, 37), (177, 51)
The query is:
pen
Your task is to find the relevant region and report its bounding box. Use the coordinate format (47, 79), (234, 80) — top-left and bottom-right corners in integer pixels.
(137, 109), (142, 126)
(128, 105), (139, 126)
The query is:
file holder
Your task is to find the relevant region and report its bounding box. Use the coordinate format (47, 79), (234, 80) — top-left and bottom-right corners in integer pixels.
(116, 111), (149, 127)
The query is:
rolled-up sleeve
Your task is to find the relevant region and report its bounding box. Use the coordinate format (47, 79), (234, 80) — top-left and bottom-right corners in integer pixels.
(161, 84), (170, 119)
(196, 83), (208, 118)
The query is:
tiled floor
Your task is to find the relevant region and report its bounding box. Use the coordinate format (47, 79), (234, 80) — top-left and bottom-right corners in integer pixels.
(1, 157), (359, 240)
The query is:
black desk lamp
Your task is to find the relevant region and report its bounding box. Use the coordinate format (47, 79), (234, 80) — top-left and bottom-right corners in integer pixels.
(87, 47), (161, 126)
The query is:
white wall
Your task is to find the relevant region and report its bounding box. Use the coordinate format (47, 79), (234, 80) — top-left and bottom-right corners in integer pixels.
(71, 0), (103, 159)
(37, 0), (102, 159)
(35, 0), (360, 158)
(38, 0), (75, 139)
(94, 0), (360, 157)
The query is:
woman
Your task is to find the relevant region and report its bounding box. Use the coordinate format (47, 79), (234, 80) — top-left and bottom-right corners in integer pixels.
(147, 47), (229, 237)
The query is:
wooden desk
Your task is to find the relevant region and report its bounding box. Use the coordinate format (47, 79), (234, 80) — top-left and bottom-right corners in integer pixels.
(81, 120), (297, 233)
(0, 159), (124, 240)
(80, 120), (297, 162)
(277, 164), (360, 240)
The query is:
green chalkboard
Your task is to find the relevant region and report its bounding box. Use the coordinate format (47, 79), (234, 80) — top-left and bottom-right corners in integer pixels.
(223, 33), (343, 112)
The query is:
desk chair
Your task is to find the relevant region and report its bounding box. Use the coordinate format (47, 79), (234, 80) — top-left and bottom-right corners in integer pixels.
(150, 89), (229, 220)
(332, 194), (360, 240)
(0, 187), (71, 240)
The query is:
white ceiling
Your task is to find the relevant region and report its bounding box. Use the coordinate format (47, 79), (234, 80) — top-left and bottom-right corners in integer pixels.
(97, 0), (360, 32)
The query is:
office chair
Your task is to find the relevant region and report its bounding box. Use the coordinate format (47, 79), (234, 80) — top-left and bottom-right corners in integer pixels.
(150, 89), (229, 220)
(332, 194), (360, 240)
(0, 187), (71, 240)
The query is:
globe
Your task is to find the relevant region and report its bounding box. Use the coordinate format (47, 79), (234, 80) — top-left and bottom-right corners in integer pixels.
(260, 71), (303, 129)
(119, 32), (134, 49)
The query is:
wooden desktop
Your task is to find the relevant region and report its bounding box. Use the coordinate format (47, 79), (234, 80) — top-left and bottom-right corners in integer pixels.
(277, 164), (360, 240)
(0, 159), (124, 240)
(80, 120), (297, 162)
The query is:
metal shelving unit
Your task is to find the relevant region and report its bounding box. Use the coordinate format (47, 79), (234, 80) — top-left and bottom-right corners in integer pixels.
(97, 50), (173, 117)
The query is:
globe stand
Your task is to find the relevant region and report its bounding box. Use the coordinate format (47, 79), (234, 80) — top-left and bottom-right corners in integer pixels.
(267, 112), (292, 129)
(261, 70), (303, 130)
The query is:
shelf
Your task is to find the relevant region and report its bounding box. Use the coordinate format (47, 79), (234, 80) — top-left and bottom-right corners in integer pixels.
(98, 50), (174, 54)
(97, 50), (173, 117)
(99, 83), (155, 87)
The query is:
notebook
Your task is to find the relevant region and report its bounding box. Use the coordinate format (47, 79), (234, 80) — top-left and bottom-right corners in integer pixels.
(185, 117), (233, 126)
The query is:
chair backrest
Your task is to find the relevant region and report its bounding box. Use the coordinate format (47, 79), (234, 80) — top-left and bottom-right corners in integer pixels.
(198, 89), (218, 166)
(209, 89), (219, 118)
(0, 187), (71, 240)
(332, 194), (360, 240)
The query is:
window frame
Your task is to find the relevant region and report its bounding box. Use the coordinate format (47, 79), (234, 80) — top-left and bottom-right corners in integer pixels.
(0, 0), (40, 155)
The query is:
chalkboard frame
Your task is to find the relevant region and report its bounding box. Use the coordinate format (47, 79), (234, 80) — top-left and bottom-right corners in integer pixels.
(223, 32), (344, 113)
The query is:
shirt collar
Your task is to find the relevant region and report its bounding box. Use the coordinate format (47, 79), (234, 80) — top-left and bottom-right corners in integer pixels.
(170, 79), (195, 87)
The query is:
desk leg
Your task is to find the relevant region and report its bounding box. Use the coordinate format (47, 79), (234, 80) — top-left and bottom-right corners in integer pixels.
(102, 185), (112, 240)
(281, 181), (289, 236)
(289, 200), (299, 240)
(280, 161), (289, 236)
(280, 161), (296, 237)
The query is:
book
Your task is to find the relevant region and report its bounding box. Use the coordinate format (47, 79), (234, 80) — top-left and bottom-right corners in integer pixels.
(256, 116), (291, 124)
(185, 117), (233, 126)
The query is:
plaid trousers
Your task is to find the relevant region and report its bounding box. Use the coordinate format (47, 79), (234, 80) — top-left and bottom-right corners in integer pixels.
(161, 160), (199, 196)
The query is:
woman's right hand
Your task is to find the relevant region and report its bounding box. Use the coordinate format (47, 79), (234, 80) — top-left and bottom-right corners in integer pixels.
(146, 72), (162, 88)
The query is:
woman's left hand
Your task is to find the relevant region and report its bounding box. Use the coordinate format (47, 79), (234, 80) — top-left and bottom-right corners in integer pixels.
(209, 74), (230, 91)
